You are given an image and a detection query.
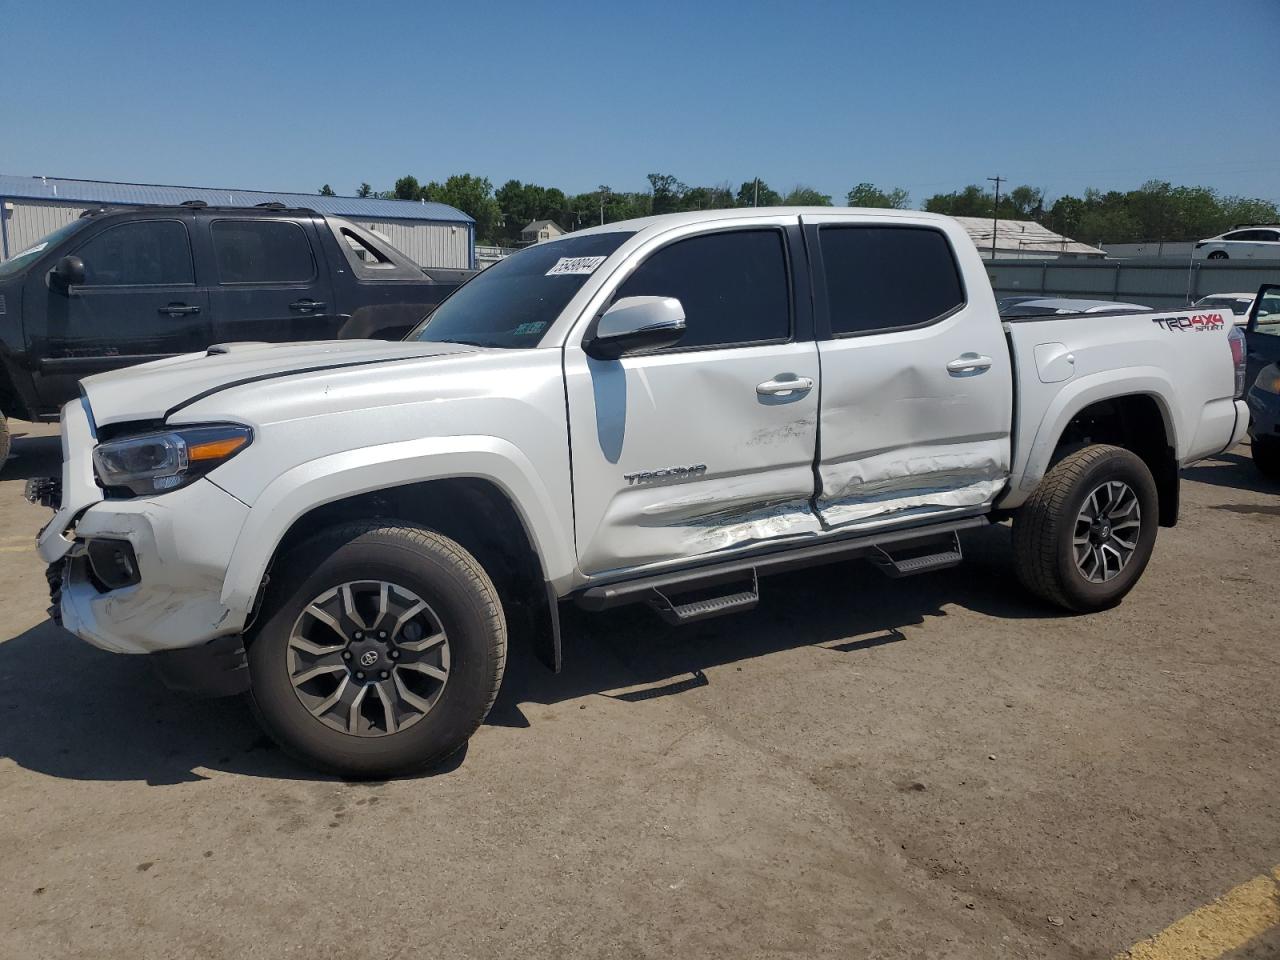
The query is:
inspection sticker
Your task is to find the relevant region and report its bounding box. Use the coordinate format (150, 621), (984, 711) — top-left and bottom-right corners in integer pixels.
(545, 255), (606, 276)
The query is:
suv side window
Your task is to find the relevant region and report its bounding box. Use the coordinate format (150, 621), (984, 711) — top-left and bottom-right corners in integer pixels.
(75, 220), (194, 286)
(615, 229), (790, 350)
(212, 219), (316, 284)
(818, 225), (965, 336)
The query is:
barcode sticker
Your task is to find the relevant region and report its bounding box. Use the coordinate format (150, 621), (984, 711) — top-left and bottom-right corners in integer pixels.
(545, 256), (606, 276)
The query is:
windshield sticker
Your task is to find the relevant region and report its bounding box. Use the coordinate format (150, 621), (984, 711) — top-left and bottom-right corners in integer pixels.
(514, 321), (548, 336)
(545, 255), (607, 277)
(14, 241), (48, 258)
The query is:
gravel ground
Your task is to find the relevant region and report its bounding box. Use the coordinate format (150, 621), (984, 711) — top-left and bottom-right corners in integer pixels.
(1, 419), (1277, 959)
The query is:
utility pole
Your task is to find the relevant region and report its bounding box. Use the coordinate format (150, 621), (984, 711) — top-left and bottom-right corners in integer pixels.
(598, 185), (609, 226)
(987, 175), (1005, 262)
(753, 177), (759, 208)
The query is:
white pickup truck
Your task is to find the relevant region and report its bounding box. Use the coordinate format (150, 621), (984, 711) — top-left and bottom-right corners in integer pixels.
(31, 208), (1250, 776)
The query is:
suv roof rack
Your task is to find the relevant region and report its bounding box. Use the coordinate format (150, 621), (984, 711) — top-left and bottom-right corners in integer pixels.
(254, 201), (288, 210)
(179, 200), (208, 208)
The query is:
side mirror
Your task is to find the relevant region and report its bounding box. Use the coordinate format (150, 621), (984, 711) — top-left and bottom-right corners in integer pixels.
(50, 255), (86, 290)
(584, 296), (686, 360)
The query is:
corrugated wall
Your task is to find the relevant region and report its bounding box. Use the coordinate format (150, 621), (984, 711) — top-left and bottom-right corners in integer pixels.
(987, 259), (1280, 307)
(347, 218), (471, 269)
(0, 200), (472, 269)
(3, 199), (90, 256)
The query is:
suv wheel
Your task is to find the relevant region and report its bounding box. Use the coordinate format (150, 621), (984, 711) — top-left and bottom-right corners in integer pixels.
(1253, 437), (1280, 483)
(1012, 444), (1159, 612)
(248, 522), (506, 777)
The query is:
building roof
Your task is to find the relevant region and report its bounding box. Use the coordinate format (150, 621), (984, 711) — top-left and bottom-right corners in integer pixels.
(521, 219), (565, 234)
(950, 216), (1103, 256)
(0, 173), (474, 224)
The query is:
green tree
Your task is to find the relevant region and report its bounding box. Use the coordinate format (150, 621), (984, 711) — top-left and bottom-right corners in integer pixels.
(783, 185), (832, 206)
(422, 174), (502, 243)
(924, 184), (995, 217)
(680, 183), (735, 210)
(318, 184), (335, 196)
(648, 173), (686, 215)
(356, 183), (373, 198)
(736, 179), (781, 207)
(495, 180), (572, 242)
(845, 182), (910, 209)
(393, 175), (423, 201)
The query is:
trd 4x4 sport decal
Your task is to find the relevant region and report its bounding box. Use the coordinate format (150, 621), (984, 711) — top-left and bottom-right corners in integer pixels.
(1151, 312), (1225, 332)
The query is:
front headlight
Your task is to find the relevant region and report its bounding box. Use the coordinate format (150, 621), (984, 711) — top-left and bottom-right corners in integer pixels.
(92, 424), (252, 496)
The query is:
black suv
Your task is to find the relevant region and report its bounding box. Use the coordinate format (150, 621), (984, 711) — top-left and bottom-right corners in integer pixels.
(0, 203), (471, 458)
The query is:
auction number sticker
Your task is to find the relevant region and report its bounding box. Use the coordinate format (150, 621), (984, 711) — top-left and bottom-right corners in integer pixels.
(545, 256), (606, 276)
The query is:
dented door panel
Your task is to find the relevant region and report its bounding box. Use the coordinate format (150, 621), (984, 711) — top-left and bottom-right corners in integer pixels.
(804, 214), (1014, 529)
(565, 343), (821, 576)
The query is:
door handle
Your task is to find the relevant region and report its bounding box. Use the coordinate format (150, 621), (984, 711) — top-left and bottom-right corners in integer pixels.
(158, 303), (200, 316)
(289, 299), (327, 312)
(756, 376), (814, 397)
(946, 353), (993, 375)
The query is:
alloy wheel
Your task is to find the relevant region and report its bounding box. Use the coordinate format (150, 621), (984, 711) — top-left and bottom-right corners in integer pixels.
(286, 580), (450, 736)
(1072, 480), (1142, 583)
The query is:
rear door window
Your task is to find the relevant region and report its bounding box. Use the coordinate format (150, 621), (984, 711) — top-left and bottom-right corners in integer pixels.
(74, 220), (194, 286)
(615, 229), (791, 349)
(817, 225), (965, 336)
(212, 219), (316, 284)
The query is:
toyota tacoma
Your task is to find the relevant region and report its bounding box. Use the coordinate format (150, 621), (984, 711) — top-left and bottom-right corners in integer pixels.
(30, 208), (1251, 776)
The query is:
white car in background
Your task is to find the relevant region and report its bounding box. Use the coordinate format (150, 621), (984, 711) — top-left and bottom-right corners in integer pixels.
(1194, 226), (1280, 260)
(1193, 292), (1256, 323)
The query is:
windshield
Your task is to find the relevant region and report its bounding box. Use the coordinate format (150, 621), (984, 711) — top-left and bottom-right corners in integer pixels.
(411, 231), (634, 348)
(0, 219), (88, 280)
(1197, 296), (1250, 316)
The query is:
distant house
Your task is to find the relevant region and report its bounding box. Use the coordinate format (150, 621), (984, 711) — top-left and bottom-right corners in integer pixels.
(520, 219), (567, 244)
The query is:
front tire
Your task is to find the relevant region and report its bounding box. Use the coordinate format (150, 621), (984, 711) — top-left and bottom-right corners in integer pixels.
(1012, 445), (1159, 612)
(1207, 250), (1229, 260)
(247, 522), (506, 778)
(1253, 437), (1280, 483)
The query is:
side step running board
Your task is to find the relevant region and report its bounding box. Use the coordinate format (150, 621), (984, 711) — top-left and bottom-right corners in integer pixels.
(870, 533), (963, 577)
(647, 572), (759, 625)
(576, 515), (986, 615)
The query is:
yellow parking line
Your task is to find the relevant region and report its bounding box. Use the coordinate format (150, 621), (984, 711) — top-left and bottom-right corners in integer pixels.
(1116, 866), (1280, 959)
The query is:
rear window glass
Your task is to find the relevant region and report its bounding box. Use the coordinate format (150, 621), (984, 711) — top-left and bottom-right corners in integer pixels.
(212, 220), (315, 284)
(818, 226), (965, 335)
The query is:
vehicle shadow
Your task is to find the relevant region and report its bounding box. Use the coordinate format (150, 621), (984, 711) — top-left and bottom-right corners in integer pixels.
(1183, 447), (1277, 494)
(0, 523), (1059, 784)
(488, 521), (1058, 728)
(0, 434), (61, 482)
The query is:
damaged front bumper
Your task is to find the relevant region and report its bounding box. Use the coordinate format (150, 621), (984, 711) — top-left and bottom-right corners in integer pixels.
(46, 479), (252, 656)
(36, 399), (255, 659)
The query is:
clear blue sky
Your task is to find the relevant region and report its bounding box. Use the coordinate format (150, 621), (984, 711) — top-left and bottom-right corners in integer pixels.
(3, 0), (1278, 206)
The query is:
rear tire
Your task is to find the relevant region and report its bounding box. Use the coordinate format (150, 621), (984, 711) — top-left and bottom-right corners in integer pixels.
(1012, 444), (1159, 612)
(247, 521), (506, 778)
(1253, 437), (1280, 483)
(1207, 251), (1229, 260)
